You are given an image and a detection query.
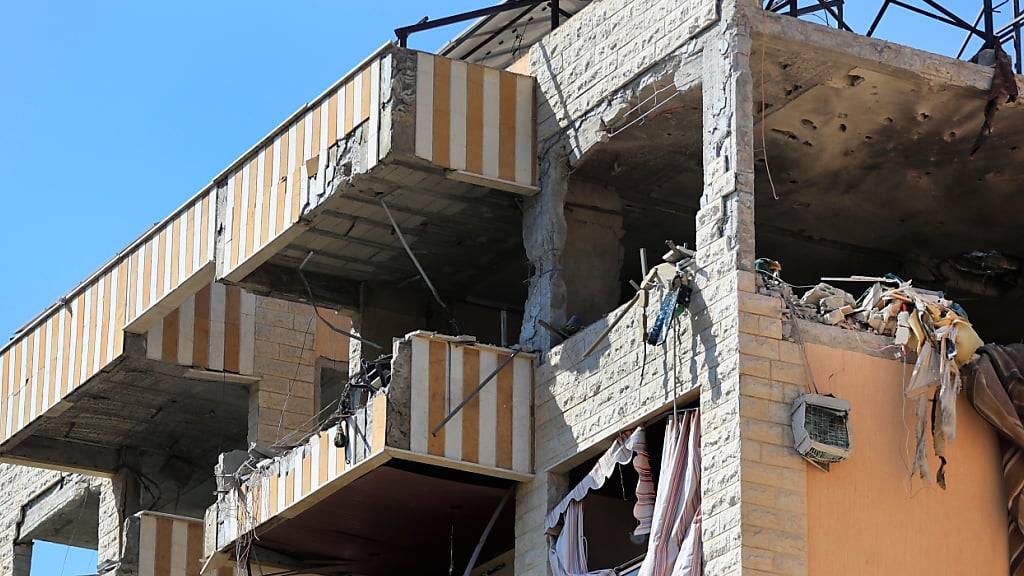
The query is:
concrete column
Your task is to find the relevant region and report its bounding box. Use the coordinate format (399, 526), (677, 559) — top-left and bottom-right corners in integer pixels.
(562, 178), (624, 326)
(11, 542), (31, 576)
(692, 0), (759, 574)
(520, 142), (570, 351)
(514, 472), (569, 576)
(97, 470), (141, 576)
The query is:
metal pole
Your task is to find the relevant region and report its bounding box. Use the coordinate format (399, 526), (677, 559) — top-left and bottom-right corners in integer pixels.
(984, 0), (997, 47)
(432, 350), (520, 436)
(380, 198), (448, 311)
(1016, 0), (1023, 72)
(867, 0), (892, 36)
(461, 488), (514, 576)
(550, 0), (560, 29)
(957, 5), (989, 58)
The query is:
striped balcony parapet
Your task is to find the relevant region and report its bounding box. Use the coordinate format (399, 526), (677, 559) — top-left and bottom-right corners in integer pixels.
(0, 187), (216, 445)
(207, 331), (534, 562)
(403, 331), (534, 475)
(138, 512), (231, 576)
(413, 52), (537, 192)
(142, 282), (257, 376)
(1, 42), (539, 470)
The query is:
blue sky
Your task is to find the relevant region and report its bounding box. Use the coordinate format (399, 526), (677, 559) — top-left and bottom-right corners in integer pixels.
(0, 1), (1004, 572)
(30, 541), (96, 576)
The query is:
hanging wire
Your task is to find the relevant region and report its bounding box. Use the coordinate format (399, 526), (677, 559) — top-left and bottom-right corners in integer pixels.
(298, 251), (382, 350)
(759, 42), (780, 200)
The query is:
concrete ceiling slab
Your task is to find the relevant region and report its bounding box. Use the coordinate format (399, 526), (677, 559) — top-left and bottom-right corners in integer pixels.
(3, 340), (250, 517)
(752, 43), (1024, 342)
(241, 162), (529, 312)
(252, 460), (514, 575)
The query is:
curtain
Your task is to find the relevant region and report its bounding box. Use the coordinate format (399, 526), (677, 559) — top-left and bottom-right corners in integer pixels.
(550, 500), (616, 576)
(638, 410), (702, 576)
(547, 427), (652, 576)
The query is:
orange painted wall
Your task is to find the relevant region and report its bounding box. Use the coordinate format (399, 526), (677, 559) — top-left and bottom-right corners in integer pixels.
(804, 343), (1008, 575)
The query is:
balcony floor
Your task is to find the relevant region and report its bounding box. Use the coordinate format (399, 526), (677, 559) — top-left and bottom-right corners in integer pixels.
(243, 459), (515, 575)
(1, 336), (249, 516)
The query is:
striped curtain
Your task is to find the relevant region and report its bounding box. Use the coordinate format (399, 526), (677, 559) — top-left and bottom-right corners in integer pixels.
(638, 411), (702, 576)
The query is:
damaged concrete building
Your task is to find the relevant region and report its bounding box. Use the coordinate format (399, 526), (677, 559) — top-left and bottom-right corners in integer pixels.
(3, 0), (1024, 574)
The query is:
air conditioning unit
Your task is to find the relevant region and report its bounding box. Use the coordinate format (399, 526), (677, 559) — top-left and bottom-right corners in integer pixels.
(791, 394), (852, 470)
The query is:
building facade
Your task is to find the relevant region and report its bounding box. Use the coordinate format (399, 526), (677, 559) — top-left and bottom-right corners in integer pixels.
(2, 0), (1021, 574)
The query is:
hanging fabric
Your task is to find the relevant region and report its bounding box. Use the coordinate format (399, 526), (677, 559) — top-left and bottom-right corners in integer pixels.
(549, 501), (615, 576)
(638, 410), (702, 576)
(546, 427), (652, 532)
(964, 344), (1024, 576)
(546, 427), (653, 576)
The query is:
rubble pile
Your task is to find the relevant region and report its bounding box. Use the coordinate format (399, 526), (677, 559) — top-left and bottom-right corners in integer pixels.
(764, 270), (987, 487)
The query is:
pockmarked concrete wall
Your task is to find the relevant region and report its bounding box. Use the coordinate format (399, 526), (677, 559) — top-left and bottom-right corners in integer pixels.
(802, 343), (1008, 575)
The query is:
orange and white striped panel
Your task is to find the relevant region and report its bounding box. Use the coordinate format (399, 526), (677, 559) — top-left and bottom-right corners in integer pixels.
(220, 55), (384, 278)
(408, 334), (533, 475)
(0, 258), (130, 443)
(139, 512), (230, 576)
(143, 283), (256, 376)
(224, 399), (387, 541)
(126, 189), (217, 324)
(414, 52), (537, 189)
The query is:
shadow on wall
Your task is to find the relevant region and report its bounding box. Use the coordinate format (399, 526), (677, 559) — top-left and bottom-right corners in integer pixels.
(536, 275), (717, 470)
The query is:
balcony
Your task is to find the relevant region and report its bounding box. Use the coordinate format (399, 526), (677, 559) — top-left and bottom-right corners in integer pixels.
(0, 189), (239, 480)
(213, 44), (538, 315)
(0, 39), (538, 481)
(204, 331), (533, 575)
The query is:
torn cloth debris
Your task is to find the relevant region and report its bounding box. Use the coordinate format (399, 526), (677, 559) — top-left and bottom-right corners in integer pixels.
(964, 344), (1024, 576)
(795, 278), (982, 484)
(970, 47), (1019, 158)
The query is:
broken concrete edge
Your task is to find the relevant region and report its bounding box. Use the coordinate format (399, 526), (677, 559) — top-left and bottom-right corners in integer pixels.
(751, 8), (1015, 95)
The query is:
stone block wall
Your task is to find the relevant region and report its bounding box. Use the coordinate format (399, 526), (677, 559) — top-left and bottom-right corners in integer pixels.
(734, 284), (809, 574)
(0, 465), (109, 576)
(249, 296), (321, 447)
(514, 0), (760, 573)
(531, 0), (719, 146)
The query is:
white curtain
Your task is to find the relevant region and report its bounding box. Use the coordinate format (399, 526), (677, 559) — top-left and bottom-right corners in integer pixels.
(638, 410), (702, 576)
(550, 500), (616, 576)
(548, 427), (652, 576)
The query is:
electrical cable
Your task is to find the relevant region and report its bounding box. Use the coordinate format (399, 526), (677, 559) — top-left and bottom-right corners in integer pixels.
(57, 487), (92, 576)
(270, 314), (314, 448)
(298, 252), (382, 350)
(759, 42), (780, 200)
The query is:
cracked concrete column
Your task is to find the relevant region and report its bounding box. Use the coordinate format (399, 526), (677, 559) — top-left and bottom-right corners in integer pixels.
(519, 141), (570, 351)
(11, 542), (31, 576)
(98, 469), (140, 576)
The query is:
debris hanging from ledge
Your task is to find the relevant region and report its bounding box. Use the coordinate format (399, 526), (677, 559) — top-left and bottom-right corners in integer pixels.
(761, 269), (985, 487)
